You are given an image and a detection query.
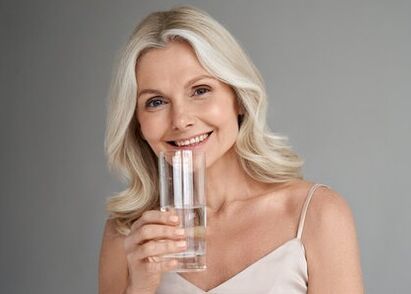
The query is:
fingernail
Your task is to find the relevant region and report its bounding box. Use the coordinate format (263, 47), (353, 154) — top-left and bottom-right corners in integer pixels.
(176, 240), (186, 248)
(175, 228), (185, 236)
(170, 215), (178, 222)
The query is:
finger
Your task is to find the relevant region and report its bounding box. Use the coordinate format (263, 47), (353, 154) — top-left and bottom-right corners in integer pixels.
(134, 224), (185, 245)
(130, 210), (179, 232)
(147, 256), (161, 263)
(145, 259), (179, 273)
(136, 240), (187, 260)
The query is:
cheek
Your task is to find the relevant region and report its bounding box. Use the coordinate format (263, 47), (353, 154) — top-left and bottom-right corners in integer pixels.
(137, 113), (166, 141)
(202, 99), (238, 126)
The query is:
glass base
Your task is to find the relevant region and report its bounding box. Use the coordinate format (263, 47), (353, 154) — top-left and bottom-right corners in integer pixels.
(163, 253), (206, 273)
(171, 265), (207, 272)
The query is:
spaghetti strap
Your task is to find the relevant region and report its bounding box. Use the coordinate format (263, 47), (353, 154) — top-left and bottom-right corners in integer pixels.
(296, 183), (329, 239)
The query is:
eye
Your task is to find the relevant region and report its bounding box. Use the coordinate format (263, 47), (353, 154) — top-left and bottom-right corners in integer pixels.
(193, 86), (210, 96)
(145, 97), (167, 109)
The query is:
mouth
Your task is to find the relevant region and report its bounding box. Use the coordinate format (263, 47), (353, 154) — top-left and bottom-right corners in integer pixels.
(167, 131), (213, 148)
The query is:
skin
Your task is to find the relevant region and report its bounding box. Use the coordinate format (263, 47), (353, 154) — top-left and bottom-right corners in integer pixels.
(99, 41), (364, 293)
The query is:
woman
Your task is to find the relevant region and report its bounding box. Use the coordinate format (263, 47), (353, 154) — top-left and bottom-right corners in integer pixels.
(99, 6), (364, 294)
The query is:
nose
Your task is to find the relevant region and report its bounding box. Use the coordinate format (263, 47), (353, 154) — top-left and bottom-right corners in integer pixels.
(170, 103), (195, 131)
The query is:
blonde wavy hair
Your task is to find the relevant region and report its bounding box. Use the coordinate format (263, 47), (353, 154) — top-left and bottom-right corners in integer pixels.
(105, 5), (304, 235)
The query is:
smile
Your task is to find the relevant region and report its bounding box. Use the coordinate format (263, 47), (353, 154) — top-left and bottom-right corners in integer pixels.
(168, 131), (213, 147)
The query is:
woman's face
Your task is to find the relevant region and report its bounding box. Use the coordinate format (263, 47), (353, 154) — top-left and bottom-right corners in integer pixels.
(136, 41), (241, 168)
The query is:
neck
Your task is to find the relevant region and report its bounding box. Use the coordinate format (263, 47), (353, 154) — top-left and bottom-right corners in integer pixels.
(205, 149), (269, 215)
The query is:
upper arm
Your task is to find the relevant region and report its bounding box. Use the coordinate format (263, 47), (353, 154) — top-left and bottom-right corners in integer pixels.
(99, 219), (128, 294)
(303, 187), (364, 294)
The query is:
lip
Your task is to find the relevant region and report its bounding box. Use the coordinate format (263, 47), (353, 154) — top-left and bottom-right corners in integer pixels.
(167, 131), (213, 150)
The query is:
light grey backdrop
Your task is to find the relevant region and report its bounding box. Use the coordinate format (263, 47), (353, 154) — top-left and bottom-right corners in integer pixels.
(1, 0), (410, 293)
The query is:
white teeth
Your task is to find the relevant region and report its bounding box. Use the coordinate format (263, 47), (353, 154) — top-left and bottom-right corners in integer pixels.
(175, 133), (210, 147)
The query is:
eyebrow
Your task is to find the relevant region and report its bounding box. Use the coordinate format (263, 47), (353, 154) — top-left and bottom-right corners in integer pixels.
(137, 74), (217, 99)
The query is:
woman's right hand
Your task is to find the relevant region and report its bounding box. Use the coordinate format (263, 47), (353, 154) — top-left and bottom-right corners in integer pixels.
(123, 210), (186, 294)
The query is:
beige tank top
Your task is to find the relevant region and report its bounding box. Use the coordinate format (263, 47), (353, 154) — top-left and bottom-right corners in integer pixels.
(156, 183), (328, 294)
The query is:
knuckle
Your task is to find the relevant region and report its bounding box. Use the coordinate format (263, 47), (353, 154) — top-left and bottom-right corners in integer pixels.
(140, 226), (152, 238)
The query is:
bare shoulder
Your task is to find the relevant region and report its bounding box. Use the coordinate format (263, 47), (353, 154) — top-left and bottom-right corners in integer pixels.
(305, 184), (354, 232)
(302, 184), (357, 250)
(301, 184), (364, 293)
(99, 218), (128, 294)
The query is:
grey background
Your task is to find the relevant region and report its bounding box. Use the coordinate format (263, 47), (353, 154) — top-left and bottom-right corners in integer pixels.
(1, 0), (410, 293)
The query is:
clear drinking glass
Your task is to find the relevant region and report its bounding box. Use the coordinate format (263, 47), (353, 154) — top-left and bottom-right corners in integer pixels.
(158, 150), (206, 272)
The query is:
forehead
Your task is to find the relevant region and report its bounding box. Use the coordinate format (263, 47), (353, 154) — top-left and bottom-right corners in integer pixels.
(135, 41), (210, 87)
